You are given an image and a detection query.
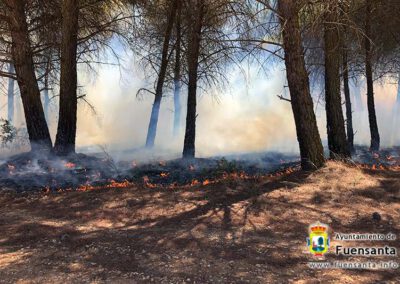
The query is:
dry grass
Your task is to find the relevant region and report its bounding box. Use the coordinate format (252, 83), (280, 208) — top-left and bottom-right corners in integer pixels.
(0, 161), (399, 283)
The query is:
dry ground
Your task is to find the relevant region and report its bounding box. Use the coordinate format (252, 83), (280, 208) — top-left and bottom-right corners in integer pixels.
(0, 161), (399, 283)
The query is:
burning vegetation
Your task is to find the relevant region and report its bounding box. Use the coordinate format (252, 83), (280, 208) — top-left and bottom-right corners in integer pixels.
(1, 146), (400, 194)
(1, 0), (400, 282)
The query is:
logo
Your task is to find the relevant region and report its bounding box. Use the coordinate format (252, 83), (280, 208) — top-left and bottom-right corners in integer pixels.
(307, 222), (330, 257)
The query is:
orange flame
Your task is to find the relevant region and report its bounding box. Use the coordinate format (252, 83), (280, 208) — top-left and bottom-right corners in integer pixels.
(64, 162), (76, 169)
(77, 180), (133, 191)
(160, 172), (169, 177)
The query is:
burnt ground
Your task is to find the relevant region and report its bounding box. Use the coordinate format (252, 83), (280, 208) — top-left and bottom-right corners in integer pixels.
(0, 151), (300, 192)
(0, 161), (399, 283)
(1, 146), (400, 193)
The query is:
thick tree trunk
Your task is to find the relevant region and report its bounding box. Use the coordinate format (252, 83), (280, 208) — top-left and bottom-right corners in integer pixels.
(54, 0), (79, 155)
(343, 49), (354, 152)
(278, 0), (325, 170)
(342, 49), (354, 152)
(324, 4), (350, 158)
(145, 0), (178, 148)
(7, 63), (15, 124)
(173, 2), (182, 137)
(182, 1), (204, 159)
(6, 0), (52, 152)
(364, 0), (380, 151)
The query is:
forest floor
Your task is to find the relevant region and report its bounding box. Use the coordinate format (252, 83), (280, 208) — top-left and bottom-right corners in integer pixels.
(0, 161), (399, 283)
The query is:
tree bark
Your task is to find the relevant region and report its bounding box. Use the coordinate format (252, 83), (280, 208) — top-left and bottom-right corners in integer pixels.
(342, 48), (354, 152)
(278, 0), (325, 170)
(43, 78), (50, 124)
(145, 0), (179, 148)
(364, 0), (380, 151)
(324, 3), (350, 158)
(54, 0), (79, 155)
(173, 1), (182, 137)
(5, 0), (52, 152)
(43, 55), (51, 124)
(7, 63), (15, 124)
(182, 0), (204, 159)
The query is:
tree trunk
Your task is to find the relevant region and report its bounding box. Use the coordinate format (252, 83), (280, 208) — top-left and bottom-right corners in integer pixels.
(6, 0), (52, 152)
(145, 0), (179, 148)
(54, 0), (79, 156)
(342, 49), (354, 152)
(324, 3), (350, 158)
(43, 79), (50, 124)
(182, 1), (204, 159)
(7, 63), (15, 124)
(277, 0), (325, 170)
(173, 1), (182, 137)
(43, 55), (51, 124)
(364, 0), (380, 151)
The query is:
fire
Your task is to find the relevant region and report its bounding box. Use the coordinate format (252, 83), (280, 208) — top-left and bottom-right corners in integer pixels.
(77, 179), (133, 191)
(64, 162), (76, 169)
(142, 175), (157, 188)
(202, 179), (211, 185)
(160, 172), (169, 177)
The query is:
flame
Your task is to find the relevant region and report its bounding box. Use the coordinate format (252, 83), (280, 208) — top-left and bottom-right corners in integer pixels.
(64, 162), (76, 169)
(202, 179), (211, 185)
(160, 172), (169, 177)
(142, 175), (157, 188)
(77, 179), (133, 191)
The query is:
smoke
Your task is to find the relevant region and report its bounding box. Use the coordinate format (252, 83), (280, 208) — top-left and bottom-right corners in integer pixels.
(71, 63), (302, 159)
(61, 61), (400, 159)
(1, 58), (399, 161)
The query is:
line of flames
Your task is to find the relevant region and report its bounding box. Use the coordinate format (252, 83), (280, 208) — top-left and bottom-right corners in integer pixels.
(10, 157), (400, 193)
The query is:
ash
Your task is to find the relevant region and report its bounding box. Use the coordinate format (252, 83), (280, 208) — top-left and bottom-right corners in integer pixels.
(1, 145), (399, 193)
